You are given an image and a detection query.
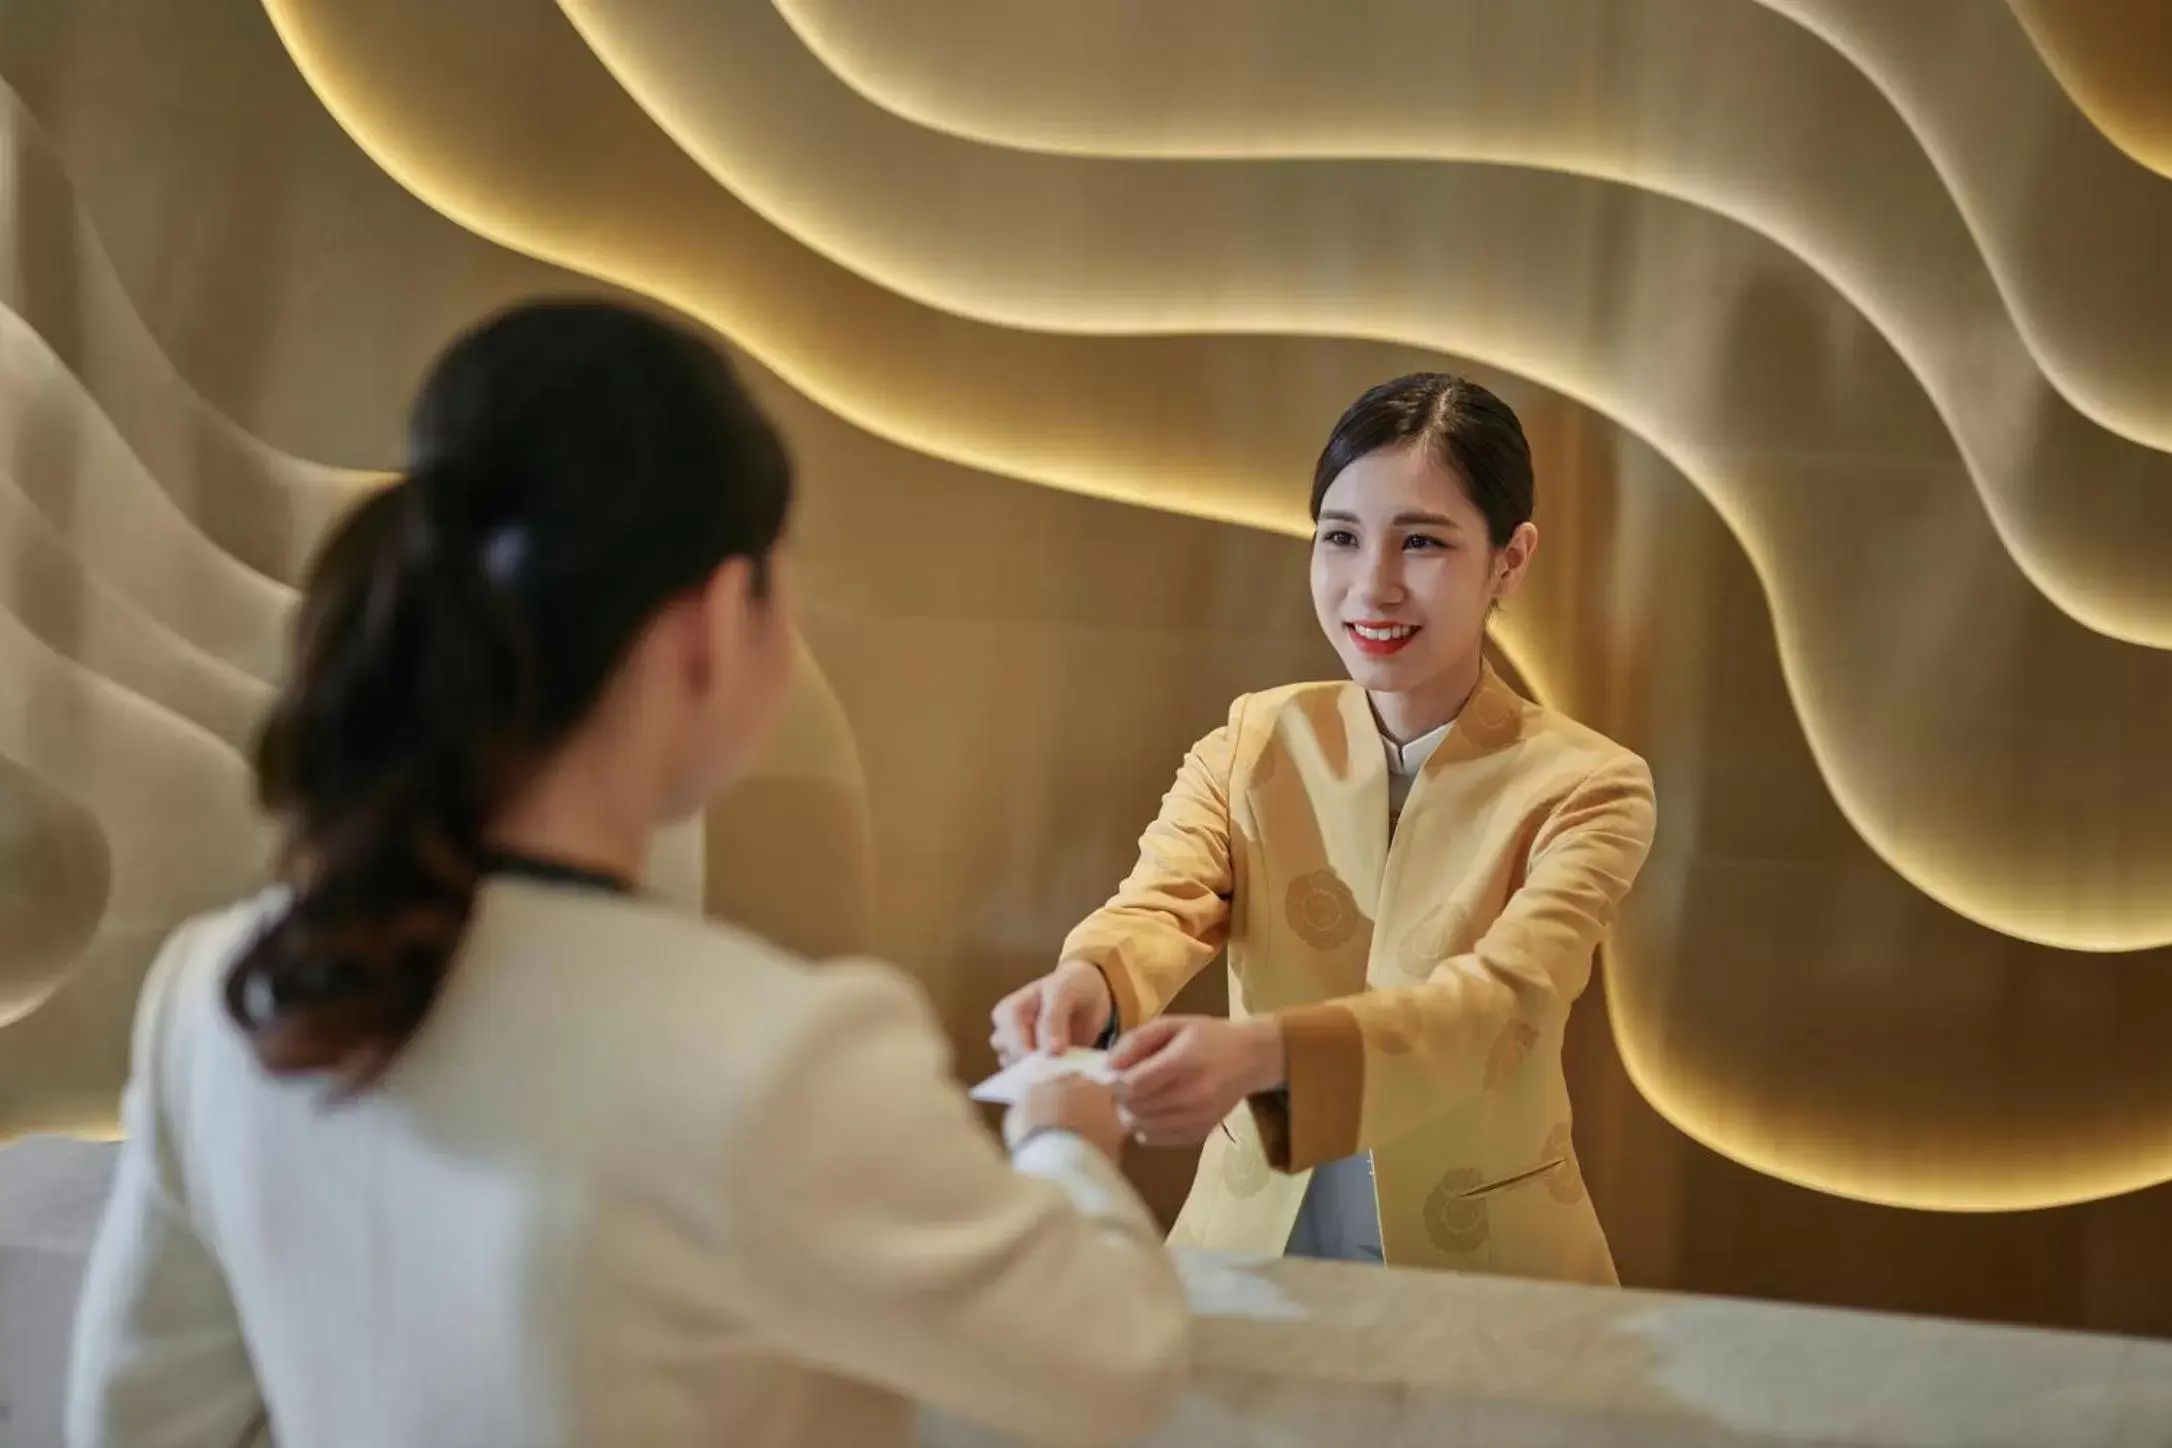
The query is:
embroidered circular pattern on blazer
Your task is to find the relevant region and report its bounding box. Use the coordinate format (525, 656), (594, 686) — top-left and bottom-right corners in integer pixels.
(1424, 1167), (1491, 1252)
(1542, 1124), (1586, 1204)
(1396, 900), (1466, 980)
(1221, 1120), (1271, 1198)
(1461, 692), (1521, 749)
(1286, 869), (1362, 949)
(1483, 1021), (1542, 1089)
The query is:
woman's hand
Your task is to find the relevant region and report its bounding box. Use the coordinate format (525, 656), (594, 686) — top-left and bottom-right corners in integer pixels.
(1003, 1075), (1128, 1162)
(1110, 1016), (1287, 1146)
(990, 960), (1114, 1064)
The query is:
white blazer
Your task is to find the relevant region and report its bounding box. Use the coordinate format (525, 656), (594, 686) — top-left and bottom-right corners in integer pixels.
(65, 878), (1188, 1447)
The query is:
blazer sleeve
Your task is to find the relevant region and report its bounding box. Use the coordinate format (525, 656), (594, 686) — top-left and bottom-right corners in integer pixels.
(723, 963), (1190, 1448)
(1251, 752), (1656, 1171)
(1055, 699), (1243, 1030)
(66, 923), (271, 1448)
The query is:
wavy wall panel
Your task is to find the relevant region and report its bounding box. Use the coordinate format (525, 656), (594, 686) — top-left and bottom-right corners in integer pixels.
(0, 9), (879, 1133)
(2, 0), (2170, 1333)
(310, 0), (2172, 963)
(262, 0), (2172, 961)
(0, 314), (289, 710)
(779, 0), (2172, 454)
(620, 0), (2172, 661)
(533, 5), (2172, 1189)
(0, 83), (366, 586)
(272, 0), (2172, 1237)
(0, 1), (615, 481)
(0, 752), (109, 1026)
(2011, 0), (2172, 179)
(1761, 0), (2172, 439)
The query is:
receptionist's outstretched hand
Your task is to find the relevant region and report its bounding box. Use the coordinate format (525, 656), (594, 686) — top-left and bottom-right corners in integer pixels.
(1111, 1016), (1287, 1147)
(989, 960), (1113, 1065)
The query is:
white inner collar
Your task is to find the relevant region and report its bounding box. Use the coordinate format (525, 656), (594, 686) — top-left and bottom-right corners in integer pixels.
(1383, 720), (1453, 778)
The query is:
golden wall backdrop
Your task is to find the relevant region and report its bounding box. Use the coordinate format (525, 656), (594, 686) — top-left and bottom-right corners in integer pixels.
(1, 0), (2168, 1335)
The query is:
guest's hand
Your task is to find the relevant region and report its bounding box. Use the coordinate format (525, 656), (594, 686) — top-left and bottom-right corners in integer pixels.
(989, 961), (1113, 1064)
(1111, 1015), (1287, 1147)
(1004, 1075), (1127, 1162)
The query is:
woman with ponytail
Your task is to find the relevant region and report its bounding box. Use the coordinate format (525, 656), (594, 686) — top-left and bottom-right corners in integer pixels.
(67, 300), (1187, 1448)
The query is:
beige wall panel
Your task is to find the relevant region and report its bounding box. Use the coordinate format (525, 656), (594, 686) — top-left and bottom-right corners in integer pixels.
(0, 750), (109, 1027)
(575, 0), (2172, 661)
(0, 608), (267, 925)
(0, 77), (365, 585)
(540, 3), (2172, 953)
(769, 371), (1342, 1230)
(1757, 0), (2172, 441)
(0, 928), (184, 1138)
(0, 5), (877, 1139)
(779, 0), (2172, 454)
(262, 0), (2172, 1194)
(0, 4), (610, 481)
(0, 602), (271, 1063)
(703, 633), (878, 964)
(1, 312), (284, 723)
(0, 130), (303, 684)
(265, 0), (2172, 958)
(2010, 0), (2172, 179)
(1565, 969), (2172, 1336)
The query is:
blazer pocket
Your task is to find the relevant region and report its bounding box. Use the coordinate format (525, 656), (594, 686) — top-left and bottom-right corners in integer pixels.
(1458, 1157), (1567, 1201)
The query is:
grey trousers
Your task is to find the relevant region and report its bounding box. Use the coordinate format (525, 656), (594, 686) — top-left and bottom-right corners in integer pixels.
(1283, 1152), (1384, 1263)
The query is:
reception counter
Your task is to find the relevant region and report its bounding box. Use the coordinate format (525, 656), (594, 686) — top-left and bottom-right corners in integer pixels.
(6, 1138), (2169, 1447)
(927, 1248), (2172, 1446)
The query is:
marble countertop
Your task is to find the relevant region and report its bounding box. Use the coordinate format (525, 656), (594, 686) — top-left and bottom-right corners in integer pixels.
(9, 1138), (2171, 1448)
(931, 1248), (2172, 1446)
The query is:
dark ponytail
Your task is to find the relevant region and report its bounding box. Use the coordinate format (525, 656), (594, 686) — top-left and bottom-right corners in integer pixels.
(229, 300), (791, 1087)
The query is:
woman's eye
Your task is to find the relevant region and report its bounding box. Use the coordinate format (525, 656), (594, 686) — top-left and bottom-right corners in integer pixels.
(1318, 529), (1358, 548)
(1403, 534), (1451, 551)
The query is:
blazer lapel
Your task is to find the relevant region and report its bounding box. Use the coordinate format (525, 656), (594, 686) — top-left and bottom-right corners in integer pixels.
(1423, 663), (1528, 775)
(1246, 686), (1389, 1003)
(1373, 665), (1531, 985)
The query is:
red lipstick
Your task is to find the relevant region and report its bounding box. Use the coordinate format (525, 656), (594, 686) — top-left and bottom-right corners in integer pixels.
(1346, 621), (1419, 658)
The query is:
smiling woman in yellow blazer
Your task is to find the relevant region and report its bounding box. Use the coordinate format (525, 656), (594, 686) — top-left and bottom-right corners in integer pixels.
(993, 374), (1656, 1284)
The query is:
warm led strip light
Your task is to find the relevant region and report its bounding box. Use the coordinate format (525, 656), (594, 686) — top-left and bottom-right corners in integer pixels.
(771, 0), (2172, 643)
(570, 0), (2172, 954)
(261, 0), (2172, 956)
(2009, 0), (2172, 181)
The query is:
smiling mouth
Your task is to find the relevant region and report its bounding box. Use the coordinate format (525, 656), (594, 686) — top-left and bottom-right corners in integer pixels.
(1346, 621), (1419, 657)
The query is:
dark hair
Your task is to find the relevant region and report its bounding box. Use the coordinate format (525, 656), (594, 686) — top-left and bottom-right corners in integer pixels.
(1309, 373), (1534, 547)
(227, 299), (791, 1086)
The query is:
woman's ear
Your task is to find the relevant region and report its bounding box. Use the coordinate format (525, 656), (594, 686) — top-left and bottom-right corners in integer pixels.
(1494, 521), (1540, 599)
(689, 556), (756, 680)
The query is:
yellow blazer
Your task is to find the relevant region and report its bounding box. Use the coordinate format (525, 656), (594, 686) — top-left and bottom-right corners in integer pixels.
(1062, 664), (1655, 1283)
